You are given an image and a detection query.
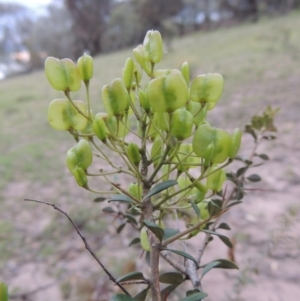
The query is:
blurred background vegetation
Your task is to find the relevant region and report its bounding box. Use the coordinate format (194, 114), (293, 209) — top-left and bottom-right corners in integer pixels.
(1, 0), (300, 78)
(1, 1), (300, 301)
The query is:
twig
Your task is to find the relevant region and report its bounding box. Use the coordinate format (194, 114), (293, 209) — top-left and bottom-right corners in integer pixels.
(24, 198), (131, 296)
(160, 252), (187, 275)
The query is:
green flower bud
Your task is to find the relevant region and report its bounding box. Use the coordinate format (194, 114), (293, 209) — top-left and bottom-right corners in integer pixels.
(72, 166), (88, 187)
(102, 78), (128, 117)
(143, 30), (163, 64)
(187, 101), (207, 125)
(171, 108), (193, 141)
(127, 143), (141, 166)
(151, 137), (163, 167)
(133, 62), (142, 86)
(206, 166), (226, 192)
(139, 90), (150, 112)
(0, 282), (8, 301)
(77, 53), (93, 82)
(181, 61), (190, 85)
(128, 182), (142, 200)
(122, 58), (134, 90)
(190, 73), (223, 105)
(229, 128), (242, 159)
(133, 45), (152, 76)
(148, 70), (188, 113)
(47, 99), (88, 131)
(66, 139), (93, 172)
(153, 68), (178, 78)
(45, 57), (81, 92)
(93, 113), (108, 142)
(140, 227), (150, 251)
(192, 124), (230, 164)
(153, 112), (170, 132)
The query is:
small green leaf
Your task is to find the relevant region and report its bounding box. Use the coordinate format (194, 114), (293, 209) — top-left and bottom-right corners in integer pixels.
(236, 167), (247, 177)
(207, 199), (222, 216)
(116, 271), (145, 283)
(201, 259), (238, 278)
(159, 272), (184, 284)
(200, 260), (221, 279)
(217, 222), (231, 230)
(247, 174), (261, 182)
(129, 237), (140, 246)
(93, 196), (107, 202)
(134, 287), (149, 301)
(110, 294), (136, 301)
(162, 228), (180, 241)
(186, 289), (200, 296)
(226, 201), (243, 208)
(144, 180), (177, 200)
(190, 200), (200, 218)
(103, 206), (116, 213)
(117, 223), (126, 234)
(256, 153), (269, 160)
(160, 284), (180, 301)
(164, 248), (198, 266)
(143, 220), (164, 242)
(202, 230), (233, 248)
(124, 214), (137, 225)
(180, 292), (208, 301)
(109, 195), (134, 203)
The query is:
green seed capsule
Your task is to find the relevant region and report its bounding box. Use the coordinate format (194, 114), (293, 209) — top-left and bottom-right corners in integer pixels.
(171, 108), (193, 141)
(153, 112), (170, 132)
(187, 101), (207, 125)
(0, 282), (8, 301)
(47, 99), (88, 131)
(77, 53), (93, 82)
(45, 57), (81, 92)
(72, 166), (88, 187)
(102, 78), (128, 117)
(203, 142), (215, 167)
(181, 61), (190, 85)
(206, 166), (226, 192)
(127, 143), (141, 166)
(229, 128), (242, 159)
(66, 139), (93, 172)
(93, 113), (108, 142)
(148, 70), (188, 113)
(143, 30), (163, 64)
(128, 182), (142, 200)
(211, 129), (230, 164)
(198, 201), (210, 220)
(190, 73), (223, 104)
(123, 58), (134, 90)
(192, 124), (230, 164)
(151, 137), (163, 167)
(133, 45), (152, 76)
(139, 90), (151, 112)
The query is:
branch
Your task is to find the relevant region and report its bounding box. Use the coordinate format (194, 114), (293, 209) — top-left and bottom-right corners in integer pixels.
(24, 198), (131, 296)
